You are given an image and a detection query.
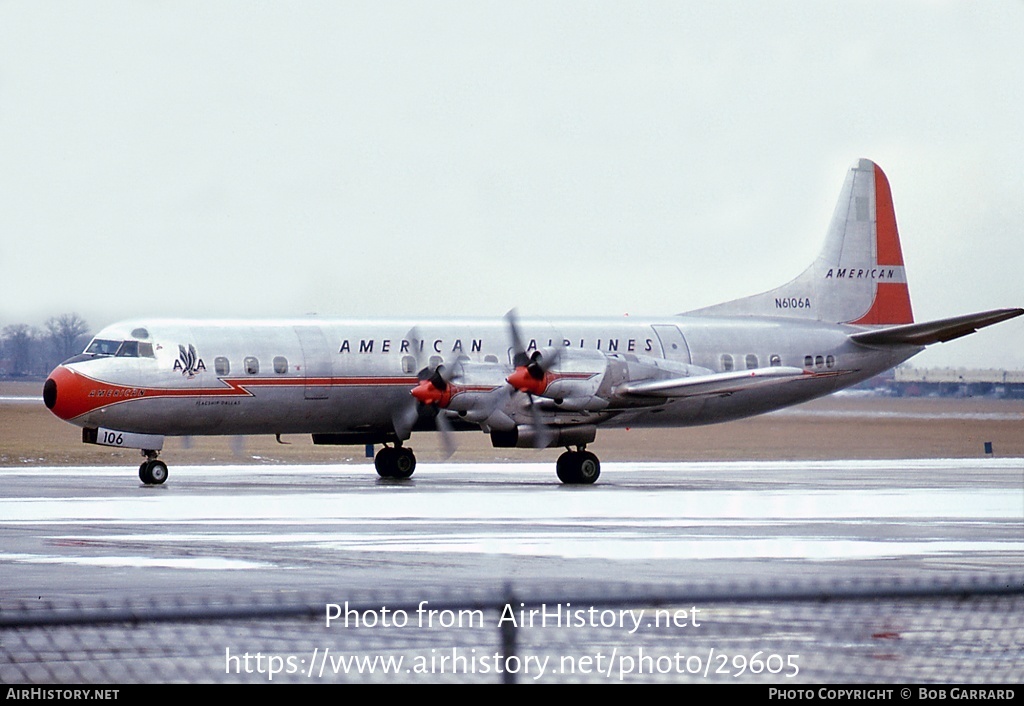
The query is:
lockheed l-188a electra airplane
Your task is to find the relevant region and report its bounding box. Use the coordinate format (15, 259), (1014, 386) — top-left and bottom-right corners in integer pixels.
(43, 159), (1022, 485)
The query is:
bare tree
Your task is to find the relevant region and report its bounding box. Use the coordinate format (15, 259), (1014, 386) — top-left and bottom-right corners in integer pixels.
(1, 323), (42, 376)
(45, 313), (91, 364)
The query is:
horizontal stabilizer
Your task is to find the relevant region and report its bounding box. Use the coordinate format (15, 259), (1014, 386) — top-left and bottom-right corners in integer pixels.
(617, 366), (808, 399)
(849, 308), (1024, 347)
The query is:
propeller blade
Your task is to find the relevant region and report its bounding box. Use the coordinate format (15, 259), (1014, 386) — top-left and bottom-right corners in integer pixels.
(405, 325), (436, 377)
(434, 410), (457, 460)
(399, 329), (460, 455)
(505, 308), (558, 446)
(526, 393), (555, 448)
(430, 365), (449, 391)
(505, 308), (531, 368)
(392, 399), (420, 440)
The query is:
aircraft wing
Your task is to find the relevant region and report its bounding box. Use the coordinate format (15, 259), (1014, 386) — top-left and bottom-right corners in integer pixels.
(616, 366), (809, 399)
(848, 308), (1023, 347)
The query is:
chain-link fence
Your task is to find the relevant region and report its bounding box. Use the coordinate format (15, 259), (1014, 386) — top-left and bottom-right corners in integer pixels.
(3, 576), (1022, 683)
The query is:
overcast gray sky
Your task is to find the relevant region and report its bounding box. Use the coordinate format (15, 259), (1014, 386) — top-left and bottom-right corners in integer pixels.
(1, 2), (1022, 369)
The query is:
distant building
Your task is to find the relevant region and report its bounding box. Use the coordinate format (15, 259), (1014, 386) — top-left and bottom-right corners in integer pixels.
(886, 367), (1024, 398)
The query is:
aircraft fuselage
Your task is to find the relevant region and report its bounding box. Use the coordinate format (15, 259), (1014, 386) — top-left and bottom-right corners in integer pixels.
(45, 315), (915, 438)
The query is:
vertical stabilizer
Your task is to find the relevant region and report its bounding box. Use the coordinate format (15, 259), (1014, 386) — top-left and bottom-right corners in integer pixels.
(685, 159), (914, 325)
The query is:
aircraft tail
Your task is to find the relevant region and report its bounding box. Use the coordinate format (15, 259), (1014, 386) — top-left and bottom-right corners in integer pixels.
(685, 158), (914, 325)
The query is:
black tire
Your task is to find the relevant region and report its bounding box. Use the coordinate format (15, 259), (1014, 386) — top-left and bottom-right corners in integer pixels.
(577, 451), (600, 484)
(374, 447), (397, 478)
(148, 461), (169, 485)
(139, 462), (152, 484)
(556, 451), (578, 483)
(392, 448), (416, 479)
(556, 450), (600, 485)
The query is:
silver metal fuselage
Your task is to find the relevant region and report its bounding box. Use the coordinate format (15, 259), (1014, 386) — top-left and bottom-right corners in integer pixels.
(56, 314), (917, 439)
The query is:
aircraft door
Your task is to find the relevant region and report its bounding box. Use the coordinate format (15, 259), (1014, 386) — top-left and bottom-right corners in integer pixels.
(294, 326), (333, 400)
(652, 324), (692, 364)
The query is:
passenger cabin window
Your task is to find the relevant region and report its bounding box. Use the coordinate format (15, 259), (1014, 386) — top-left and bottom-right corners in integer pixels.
(215, 357), (230, 375)
(402, 355), (417, 374)
(244, 357), (260, 375)
(273, 356), (288, 374)
(745, 354), (758, 370)
(720, 354), (734, 372)
(815, 355), (824, 368)
(769, 354), (781, 367)
(826, 355), (836, 369)
(484, 354), (499, 364)
(429, 355), (443, 369)
(804, 355), (814, 369)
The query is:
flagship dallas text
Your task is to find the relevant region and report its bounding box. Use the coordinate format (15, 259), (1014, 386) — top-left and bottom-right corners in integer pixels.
(325, 602), (702, 635)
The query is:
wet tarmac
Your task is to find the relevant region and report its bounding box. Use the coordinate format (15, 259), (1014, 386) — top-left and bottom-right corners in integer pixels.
(3, 459), (1022, 684)
(2, 459), (1021, 604)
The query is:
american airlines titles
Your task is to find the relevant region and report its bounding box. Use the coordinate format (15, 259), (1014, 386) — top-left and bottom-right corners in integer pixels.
(337, 338), (657, 355)
(824, 267), (899, 280)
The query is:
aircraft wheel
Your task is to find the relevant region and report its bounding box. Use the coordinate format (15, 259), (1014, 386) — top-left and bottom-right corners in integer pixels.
(556, 450), (600, 485)
(556, 451), (578, 483)
(148, 461), (169, 485)
(577, 451), (600, 484)
(374, 447), (398, 478)
(392, 448), (416, 479)
(139, 460), (169, 485)
(375, 447), (416, 479)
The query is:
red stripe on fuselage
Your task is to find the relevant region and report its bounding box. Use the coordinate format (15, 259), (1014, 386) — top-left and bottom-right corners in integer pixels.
(46, 365), (418, 421)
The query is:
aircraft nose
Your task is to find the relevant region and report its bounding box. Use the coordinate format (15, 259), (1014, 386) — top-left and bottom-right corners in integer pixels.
(43, 365), (86, 420)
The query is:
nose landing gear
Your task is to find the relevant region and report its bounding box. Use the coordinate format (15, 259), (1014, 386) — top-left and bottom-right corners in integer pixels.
(139, 450), (168, 485)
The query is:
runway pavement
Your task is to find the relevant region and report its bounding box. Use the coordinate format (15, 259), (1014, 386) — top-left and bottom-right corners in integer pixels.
(3, 459), (1022, 683)
(2, 459), (1021, 604)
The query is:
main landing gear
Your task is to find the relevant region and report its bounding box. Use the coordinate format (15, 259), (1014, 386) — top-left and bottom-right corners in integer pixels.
(374, 443), (417, 479)
(139, 449), (168, 485)
(370, 442), (599, 484)
(556, 447), (601, 485)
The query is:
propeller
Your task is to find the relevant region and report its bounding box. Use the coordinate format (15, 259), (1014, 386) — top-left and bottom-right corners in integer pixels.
(504, 309), (566, 394)
(503, 309), (562, 448)
(391, 326), (459, 459)
(411, 365), (454, 407)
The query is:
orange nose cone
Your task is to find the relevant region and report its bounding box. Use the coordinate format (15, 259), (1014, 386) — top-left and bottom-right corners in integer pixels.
(43, 365), (89, 421)
(506, 366), (548, 396)
(411, 379), (452, 408)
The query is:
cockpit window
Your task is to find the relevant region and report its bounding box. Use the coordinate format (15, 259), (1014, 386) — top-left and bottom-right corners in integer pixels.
(85, 338), (156, 358)
(85, 339), (122, 356)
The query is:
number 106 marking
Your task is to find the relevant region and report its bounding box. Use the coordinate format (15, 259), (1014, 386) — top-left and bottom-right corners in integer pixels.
(101, 430), (125, 446)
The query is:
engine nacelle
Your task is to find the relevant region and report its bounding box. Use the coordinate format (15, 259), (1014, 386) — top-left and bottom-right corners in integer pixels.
(526, 348), (608, 403)
(489, 424), (597, 449)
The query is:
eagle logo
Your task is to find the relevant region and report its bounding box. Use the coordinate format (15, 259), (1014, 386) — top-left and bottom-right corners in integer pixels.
(173, 344), (206, 378)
